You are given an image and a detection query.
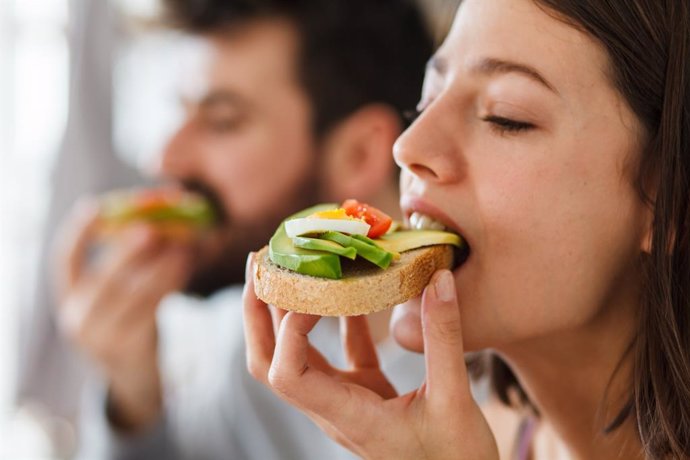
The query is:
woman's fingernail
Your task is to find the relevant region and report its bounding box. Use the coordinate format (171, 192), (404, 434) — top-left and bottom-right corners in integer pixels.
(245, 252), (255, 281)
(434, 271), (455, 302)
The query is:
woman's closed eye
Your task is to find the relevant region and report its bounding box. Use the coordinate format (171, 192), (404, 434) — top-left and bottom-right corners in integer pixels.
(482, 115), (536, 135)
(402, 108), (537, 136)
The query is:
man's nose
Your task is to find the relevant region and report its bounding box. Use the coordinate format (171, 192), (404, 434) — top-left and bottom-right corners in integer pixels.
(154, 121), (196, 178)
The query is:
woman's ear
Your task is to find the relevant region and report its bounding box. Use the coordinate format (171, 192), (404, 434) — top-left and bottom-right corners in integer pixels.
(640, 206), (654, 254)
(641, 225), (653, 254)
(318, 104), (401, 202)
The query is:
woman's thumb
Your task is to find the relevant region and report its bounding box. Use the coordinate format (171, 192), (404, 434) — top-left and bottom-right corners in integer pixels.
(421, 270), (471, 410)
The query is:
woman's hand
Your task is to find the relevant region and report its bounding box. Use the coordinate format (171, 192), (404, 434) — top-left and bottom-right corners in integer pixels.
(242, 253), (498, 460)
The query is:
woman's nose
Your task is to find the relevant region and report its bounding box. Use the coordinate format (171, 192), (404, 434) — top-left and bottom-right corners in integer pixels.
(393, 102), (463, 185)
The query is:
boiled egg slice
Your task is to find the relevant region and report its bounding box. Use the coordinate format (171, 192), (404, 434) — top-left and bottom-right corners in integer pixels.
(285, 208), (370, 238)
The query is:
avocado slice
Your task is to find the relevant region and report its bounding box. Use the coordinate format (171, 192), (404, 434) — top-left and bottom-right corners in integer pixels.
(292, 236), (357, 260)
(319, 231), (394, 269)
(269, 204), (343, 279)
(375, 230), (462, 254)
(351, 234), (379, 246)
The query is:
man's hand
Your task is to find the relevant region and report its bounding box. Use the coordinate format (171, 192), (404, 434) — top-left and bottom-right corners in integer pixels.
(243, 253), (499, 460)
(55, 199), (192, 432)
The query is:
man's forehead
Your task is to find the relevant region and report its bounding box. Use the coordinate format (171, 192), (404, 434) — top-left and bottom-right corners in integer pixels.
(209, 21), (300, 83)
(178, 19), (302, 105)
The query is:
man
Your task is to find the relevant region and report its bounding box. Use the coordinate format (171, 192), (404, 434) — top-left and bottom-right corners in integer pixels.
(57, 0), (433, 458)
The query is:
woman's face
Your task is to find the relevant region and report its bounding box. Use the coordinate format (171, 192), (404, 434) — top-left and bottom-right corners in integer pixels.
(392, 0), (651, 352)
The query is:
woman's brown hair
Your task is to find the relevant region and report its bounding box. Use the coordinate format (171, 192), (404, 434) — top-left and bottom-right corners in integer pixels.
(470, 1), (690, 458)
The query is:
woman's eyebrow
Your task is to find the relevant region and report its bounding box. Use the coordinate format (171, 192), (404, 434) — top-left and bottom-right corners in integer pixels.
(427, 55), (559, 96)
(470, 57), (559, 94)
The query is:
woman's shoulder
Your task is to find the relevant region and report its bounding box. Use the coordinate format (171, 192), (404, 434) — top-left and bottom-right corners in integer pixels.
(480, 398), (527, 460)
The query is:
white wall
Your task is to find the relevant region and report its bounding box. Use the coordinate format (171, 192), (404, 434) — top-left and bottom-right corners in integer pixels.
(0, 0), (69, 457)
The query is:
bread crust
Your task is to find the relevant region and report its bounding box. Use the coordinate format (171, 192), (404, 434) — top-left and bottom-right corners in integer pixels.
(253, 244), (454, 316)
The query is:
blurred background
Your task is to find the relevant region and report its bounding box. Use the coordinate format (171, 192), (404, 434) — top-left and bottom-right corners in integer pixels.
(1, 1), (185, 457)
(0, 0), (459, 458)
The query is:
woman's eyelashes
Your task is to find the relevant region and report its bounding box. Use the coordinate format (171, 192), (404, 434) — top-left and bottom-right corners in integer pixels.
(403, 107), (536, 136)
(482, 115), (536, 135)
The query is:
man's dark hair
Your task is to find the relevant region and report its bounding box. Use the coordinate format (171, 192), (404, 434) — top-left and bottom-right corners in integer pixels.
(163, 0), (434, 134)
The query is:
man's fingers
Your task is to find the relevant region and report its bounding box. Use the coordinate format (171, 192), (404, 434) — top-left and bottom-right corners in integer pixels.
(421, 270), (472, 411)
(341, 316), (380, 369)
(96, 225), (159, 282)
(66, 245), (190, 350)
(75, 225), (162, 317)
(115, 247), (192, 321)
(56, 197), (101, 295)
(242, 253), (276, 384)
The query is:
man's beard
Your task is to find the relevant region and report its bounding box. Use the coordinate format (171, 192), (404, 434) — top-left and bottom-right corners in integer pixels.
(180, 171), (320, 298)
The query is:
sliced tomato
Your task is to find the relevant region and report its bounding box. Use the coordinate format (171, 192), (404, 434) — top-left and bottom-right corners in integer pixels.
(342, 199), (392, 239)
(133, 189), (183, 212)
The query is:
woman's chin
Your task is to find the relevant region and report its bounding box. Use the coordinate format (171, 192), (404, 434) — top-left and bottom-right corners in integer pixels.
(390, 297), (424, 353)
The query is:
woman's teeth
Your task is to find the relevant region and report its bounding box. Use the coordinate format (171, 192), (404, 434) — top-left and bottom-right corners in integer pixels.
(409, 212), (448, 231)
(409, 211), (470, 269)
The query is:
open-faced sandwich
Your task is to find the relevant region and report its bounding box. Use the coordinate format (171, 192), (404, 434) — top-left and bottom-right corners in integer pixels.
(253, 200), (465, 316)
(98, 188), (216, 240)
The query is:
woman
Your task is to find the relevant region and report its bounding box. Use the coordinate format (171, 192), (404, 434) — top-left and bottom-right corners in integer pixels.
(242, 0), (690, 458)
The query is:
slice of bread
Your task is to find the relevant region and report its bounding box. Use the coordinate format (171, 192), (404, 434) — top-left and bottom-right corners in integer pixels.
(252, 244), (454, 316)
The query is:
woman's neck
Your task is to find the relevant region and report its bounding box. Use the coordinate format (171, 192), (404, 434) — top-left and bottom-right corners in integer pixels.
(497, 276), (644, 459)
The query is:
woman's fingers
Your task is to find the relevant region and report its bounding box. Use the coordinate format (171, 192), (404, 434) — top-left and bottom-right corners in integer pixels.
(271, 312), (393, 449)
(341, 316), (379, 369)
(269, 305), (336, 374)
(246, 269), (392, 438)
(270, 312), (357, 416)
(421, 270), (472, 412)
(269, 304), (289, 335)
(242, 253), (276, 383)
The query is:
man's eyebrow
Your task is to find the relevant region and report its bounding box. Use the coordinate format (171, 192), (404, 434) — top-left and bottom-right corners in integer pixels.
(198, 90), (248, 110)
(470, 58), (558, 94)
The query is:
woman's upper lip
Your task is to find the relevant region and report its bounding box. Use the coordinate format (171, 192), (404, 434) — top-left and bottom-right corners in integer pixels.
(400, 195), (467, 240)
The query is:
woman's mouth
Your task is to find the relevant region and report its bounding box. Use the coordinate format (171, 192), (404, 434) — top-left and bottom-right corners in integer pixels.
(390, 197), (474, 352)
(407, 211), (471, 270)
